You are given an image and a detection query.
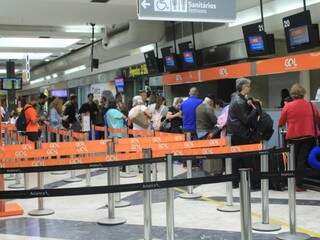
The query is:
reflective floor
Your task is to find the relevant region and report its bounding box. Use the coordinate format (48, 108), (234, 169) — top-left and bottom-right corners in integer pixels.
(1, 163), (320, 240)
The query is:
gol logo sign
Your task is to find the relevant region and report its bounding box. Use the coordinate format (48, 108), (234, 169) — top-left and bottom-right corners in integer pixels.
(175, 74), (183, 82)
(284, 58), (298, 68)
(219, 67), (228, 77)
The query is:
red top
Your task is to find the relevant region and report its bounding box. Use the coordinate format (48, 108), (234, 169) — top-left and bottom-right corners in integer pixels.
(279, 99), (320, 140)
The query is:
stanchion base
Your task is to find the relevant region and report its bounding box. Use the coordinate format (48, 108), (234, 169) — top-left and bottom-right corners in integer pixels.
(179, 192), (202, 199)
(0, 203), (24, 217)
(4, 175), (16, 181)
(217, 204), (240, 212)
(276, 232), (311, 240)
(114, 201), (131, 208)
(51, 171), (67, 175)
(28, 209), (55, 216)
(253, 222), (281, 232)
(63, 177), (83, 183)
(8, 183), (25, 189)
(120, 172), (137, 178)
(97, 217), (126, 226)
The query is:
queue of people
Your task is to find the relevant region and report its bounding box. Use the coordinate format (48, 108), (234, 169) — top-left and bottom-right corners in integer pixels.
(1, 79), (319, 191)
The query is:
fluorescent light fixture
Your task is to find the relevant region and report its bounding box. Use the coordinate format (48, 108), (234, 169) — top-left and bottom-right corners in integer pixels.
(0, 69), (23, 74)
(45, 75), (51, 80)
(64, 25), (103, 34)
(45, 59), (50, 62)
(64, 65), (86, 75)
(139, 44), (155, 53)
(0, 38), (81, 48)
(229, 0), (320, 27)
(30, 78), (44, 85)
(52, 73), (58, 78)
(0, 52), (52, 60)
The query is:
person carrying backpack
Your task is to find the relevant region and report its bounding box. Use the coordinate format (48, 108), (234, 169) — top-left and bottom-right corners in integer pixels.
(17, 96), (40, 142)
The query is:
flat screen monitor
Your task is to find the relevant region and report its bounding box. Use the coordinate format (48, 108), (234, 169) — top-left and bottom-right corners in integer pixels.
(144, 50), (161, 75)
(1, 78), (13, 90)
(183, 51), (195, 64)
(52, 89), (68, 97)
(13, 78), (22, 90)
(0, 78), (21, 90)
(288, 25), (310, 47)
(163, 54), (177, 72)
(115, 78), (124, 92)
(248, 35), (265, 52)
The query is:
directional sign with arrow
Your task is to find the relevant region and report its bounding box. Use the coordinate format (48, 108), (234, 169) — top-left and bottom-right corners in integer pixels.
(138, 0), (236, 23)
(141, 0), (151, 9)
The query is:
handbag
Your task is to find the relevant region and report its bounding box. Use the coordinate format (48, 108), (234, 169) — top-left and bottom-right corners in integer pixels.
(131, 106), (149, 129)
(308, 102), (320, 170)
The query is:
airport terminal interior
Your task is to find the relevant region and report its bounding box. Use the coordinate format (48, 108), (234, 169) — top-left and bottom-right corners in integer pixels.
(0, 0), (320, 239)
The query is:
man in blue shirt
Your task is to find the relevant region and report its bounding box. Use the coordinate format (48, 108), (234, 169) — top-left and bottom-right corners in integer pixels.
(181, 87), (202, 139)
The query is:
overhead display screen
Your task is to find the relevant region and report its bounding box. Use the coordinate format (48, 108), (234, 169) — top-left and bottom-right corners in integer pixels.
(289, 25), (310, 47)
(248, 35), (265, 52)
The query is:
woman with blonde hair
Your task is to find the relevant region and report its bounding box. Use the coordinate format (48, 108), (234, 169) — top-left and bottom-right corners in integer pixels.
(50, 97), (64, 129)
(279, 84), (320, 192)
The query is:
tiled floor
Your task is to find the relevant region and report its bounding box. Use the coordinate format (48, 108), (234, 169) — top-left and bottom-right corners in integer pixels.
(1, 163), (320, 240)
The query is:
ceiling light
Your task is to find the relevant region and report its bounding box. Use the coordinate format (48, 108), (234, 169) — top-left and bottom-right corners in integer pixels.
(52, 73), (58, 78)
(64, 25), (103, 34)
(0, 38), (81, 48)
(139, 44), (155, 53)
(30, 78), (44, 85)
(0, 52), (51, 60)
(64, 65), (86, 75)
(45, 59), (50, 62)
(45, 75), (51, 80)
(0, 69), (22, 74)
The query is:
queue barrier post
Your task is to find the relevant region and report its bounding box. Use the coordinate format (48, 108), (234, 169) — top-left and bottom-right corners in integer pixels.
(105, 138), (131, 208)
(276, 144), (311, 240)
(217, 135), (240, 212)
(239, 168), (253, 240)
(179, 132), (201, 199)
(4, 127), (15, 181)
(28, 141), (55, 216)
(50, 127), (67, 175)
(85, 132), (91, 187)
(166, 154), (175, 240)
(64, 130), (83, 183)
(98, 140), (126, 225)
(253, 141), (281, 232)
(8, 174), (24, 189)
(119, 129), (137, 177)
(143, 148), (153, 240)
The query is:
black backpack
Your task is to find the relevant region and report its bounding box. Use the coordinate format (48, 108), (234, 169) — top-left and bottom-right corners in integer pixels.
(256, 112), (274, 141)
(15, 106), (32, 133)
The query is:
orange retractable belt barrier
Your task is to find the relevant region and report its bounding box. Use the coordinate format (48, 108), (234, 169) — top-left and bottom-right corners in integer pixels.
(0, 141), (262, 169)
(117, 135), (186, 145)
(115, 138), (226, 153)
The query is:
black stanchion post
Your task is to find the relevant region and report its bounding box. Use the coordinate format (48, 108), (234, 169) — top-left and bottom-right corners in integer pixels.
(239, 168), (252, 240)
(253, 141), (281, 231)
(98, 140), (126, 225)
(217, 135), (240, 212)
(179, 132), (201, 199)
(28, 140), (55, 216)
(166, 154), (175, 240)
(276, 144), (311, 240)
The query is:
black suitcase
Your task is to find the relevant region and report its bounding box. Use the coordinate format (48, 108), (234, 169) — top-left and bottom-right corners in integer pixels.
(269, 128), (287, 191)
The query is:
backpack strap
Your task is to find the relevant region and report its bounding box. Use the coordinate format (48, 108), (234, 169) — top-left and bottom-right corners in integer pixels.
(310, 102), (319, 146)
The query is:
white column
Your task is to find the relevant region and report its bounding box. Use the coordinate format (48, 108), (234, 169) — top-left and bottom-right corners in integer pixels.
(299, 71), (311, 100)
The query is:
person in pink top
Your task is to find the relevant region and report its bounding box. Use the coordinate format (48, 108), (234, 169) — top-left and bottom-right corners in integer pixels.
(279, 84), (320, 191)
